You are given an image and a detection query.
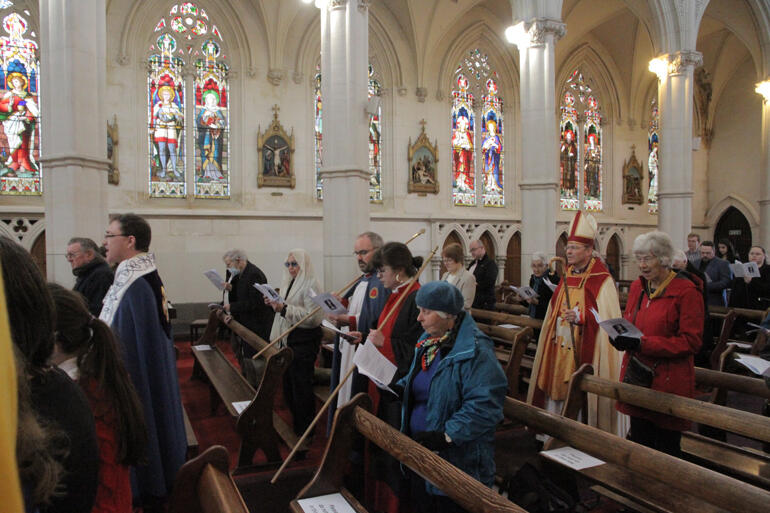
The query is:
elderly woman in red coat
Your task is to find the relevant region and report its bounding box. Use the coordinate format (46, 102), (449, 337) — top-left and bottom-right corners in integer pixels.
(611, 231), (704, 456)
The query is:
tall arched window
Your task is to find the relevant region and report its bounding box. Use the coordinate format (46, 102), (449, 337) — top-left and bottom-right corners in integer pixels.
(648, 99), (659, 214)
(559, 69), (603, 211)
(451, 48), (504, 207)
(148, 2), (229, 199)
(314, 62), (383, 202)
(0, 2), (41, 196)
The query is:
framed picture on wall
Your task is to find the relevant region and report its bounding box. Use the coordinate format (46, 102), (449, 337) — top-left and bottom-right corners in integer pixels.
(407, 120), (439, 195)
(258, 105), (295, 189)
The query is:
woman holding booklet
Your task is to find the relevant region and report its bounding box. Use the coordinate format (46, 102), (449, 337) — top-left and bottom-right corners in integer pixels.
(398, 280), (507, 513)
(728, 245), (770, 312)
(265, 248), (323, 437)
(613, 231), (704, 456)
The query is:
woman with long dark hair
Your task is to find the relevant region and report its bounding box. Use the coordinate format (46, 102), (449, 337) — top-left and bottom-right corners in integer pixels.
(0, 236), (99, 513)
(717, 238), (737, 263)
(49, 283), (147, 513)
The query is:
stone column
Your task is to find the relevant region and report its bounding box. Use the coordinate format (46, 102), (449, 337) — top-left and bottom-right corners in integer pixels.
(656, 50), (702, 248)
(496, 255), (507, 285)
(319, 0), (371, 291)
(40, 0), (110, 284)
(759, 92), (770, 247)
(513, 19), (565, 284)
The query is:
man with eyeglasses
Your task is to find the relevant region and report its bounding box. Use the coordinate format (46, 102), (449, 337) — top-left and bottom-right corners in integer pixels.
(99, 213), (186, 510)
(527, 211), (625, 436)
(66, 236), (113, 315)
(328, 232), (390, 415)
(467, 239), (498, 310)
(221, 249), (274, 376)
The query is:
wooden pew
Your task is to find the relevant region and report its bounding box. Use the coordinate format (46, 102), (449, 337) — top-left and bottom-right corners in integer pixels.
(192, 309), (301, 466)
(494, 302), (529, 316)
(291, 394), (526, 513)
(505, 396), (770, 512)
(561, 364), (770, 490)
(169, 445), (249, 513)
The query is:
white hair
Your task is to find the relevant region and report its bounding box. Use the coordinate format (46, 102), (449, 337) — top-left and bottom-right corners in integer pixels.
(531, 252), (547, 265)
(227, 249), (248, 262)
(633, 231), (674, 267)
(672, 249), (687, 264)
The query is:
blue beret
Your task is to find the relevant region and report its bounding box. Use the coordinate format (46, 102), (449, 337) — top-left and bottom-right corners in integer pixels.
(416, 280), (464, 315)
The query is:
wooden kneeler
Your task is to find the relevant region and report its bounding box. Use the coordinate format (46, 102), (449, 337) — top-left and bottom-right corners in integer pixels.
(169, 445), (249, 513)
(291, 394), (526, 513)
(192, 308), (297, 466)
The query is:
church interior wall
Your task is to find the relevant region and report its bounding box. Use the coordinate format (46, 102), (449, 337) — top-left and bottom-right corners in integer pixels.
(2, 0), (770, 303)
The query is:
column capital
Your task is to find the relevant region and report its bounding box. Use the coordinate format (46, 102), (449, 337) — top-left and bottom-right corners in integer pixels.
(328, 0), (348, 10)
(511, 18), (566, 49)
(357, 0), (371, 12)
(668, 50), (702, 76)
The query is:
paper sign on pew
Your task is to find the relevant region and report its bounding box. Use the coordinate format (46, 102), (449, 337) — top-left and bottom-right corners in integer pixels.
(203, 269), (226, 291)
(253, 283), (284, 304)
(590, 308), (643, 340)
(733, 354), (770, 377)
(312, 292), (348, 315)
(296, 493), (357, 513)
(731, 261), (761, 279)
(353, 340), (398, 395)
(232, 401), (250, 415)
(509, 285), (539, 300)
(540, 446), (605, 470)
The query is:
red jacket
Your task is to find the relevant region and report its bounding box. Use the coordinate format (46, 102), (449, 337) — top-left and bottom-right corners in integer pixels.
(616, 272), (704, 431)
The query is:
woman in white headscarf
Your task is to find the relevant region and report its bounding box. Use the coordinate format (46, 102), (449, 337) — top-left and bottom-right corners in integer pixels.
(265, 248), (324, 436)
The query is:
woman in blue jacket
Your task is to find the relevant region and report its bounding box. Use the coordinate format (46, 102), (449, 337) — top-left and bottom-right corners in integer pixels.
(398, 280), (507, 513)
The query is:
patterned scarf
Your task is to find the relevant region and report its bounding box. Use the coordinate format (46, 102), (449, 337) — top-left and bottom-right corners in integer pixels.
(416, 331), (451, 371)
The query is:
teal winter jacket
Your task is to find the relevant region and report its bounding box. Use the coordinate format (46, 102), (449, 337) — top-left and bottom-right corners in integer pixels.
(398, 312), (507, 495)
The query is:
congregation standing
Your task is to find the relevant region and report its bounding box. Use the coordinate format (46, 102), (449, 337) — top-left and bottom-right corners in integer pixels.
(3, 208), (770, 513)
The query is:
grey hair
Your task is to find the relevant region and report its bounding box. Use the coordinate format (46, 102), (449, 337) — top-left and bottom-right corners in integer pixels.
(68, 237), (99, 254)
(227, 249), (248, 262)
(357, 231), (383, 249)
(633, 231), (674, 267)
(531, 252), (547, 265)
(672, 249), (687, 264)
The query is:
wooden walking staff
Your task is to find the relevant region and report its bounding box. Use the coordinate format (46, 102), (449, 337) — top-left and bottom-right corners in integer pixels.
(251, 229), (427, 361)
(270, 245), (440, 484)
(549, 256), (579, 368)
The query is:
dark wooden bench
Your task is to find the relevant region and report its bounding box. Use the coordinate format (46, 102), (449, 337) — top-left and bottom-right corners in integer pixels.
(169, 445), (248, 513)
(504, 395), (770, 512)
(189, 318), (208, 343)
(561, 364), (770, 491)
(493, 301), (529, 316)
(183, 407), (199, 459)
(291, 394), (526, 513)
(192, 309), (302, 466)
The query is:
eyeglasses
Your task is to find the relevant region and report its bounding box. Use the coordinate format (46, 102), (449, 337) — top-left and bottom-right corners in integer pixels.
(353, 249), (372, 257)
(64, 252), (81, 260)
(634, 255), (658, 264)
(284, 261), (299, 268)
(104, 233), (128, 239)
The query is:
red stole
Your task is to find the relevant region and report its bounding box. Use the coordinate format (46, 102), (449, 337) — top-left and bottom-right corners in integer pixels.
(375, 280), (420, 364)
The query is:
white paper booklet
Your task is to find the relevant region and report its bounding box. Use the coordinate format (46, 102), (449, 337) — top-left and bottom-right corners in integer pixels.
(312, 292), (348, 315)
(590, 308), (644, 340)
(203, 269), (226, 291)
(321, 319), (358, 342)
(509, 285), (539, 300)
(232, 400), (250, 415)
(734, 354), (770, 376)
(353, 340), (398, 395)
(541, 446), (605, 470)
(296, 493), (357, 513)
(731, 261), (761, 279)
(253, 283), (283, 303)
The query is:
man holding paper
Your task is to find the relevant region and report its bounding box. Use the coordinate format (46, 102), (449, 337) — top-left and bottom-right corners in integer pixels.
(222, 250), (274, 363)
(527, 211), (624, 435)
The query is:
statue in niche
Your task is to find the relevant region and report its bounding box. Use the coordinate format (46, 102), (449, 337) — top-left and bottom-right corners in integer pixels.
(622, 145), (643, 205)
(257, 104), (295, 188)
(107, 114), (119, 185)
(408, 119), (439, 194)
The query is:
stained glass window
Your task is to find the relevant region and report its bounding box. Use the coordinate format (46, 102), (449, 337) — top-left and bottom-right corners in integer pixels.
(315, 63), (383, 203)
(368, 64), (382, 203)
(194, 39), (229, 198)
(314, 67), (323, 199)
(451, 75), (475, 206)
(559, 69), (602, 211)
(149, 2), (228, 198)
(0, 7), (41, 196)
(481, 78), (503, 207)
(452, 48), (505, 207)
(648, 99), (659, 214)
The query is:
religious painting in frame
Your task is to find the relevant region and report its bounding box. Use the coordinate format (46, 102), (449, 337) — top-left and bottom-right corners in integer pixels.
(257, 105), (295, 188)
(622, 145), (644, 205)
(407, 120), (439, 194)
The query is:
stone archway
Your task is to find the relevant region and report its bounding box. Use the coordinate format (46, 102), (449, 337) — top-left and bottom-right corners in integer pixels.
(440, 230), (465, 276)
(606, 233), (621, 281)
(480, 231), (496, 260)
(504, 232), (521, 286)
(555, 232), (568, 260)
(714, 206), (752, 262)
(30, 230), (46, 277)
